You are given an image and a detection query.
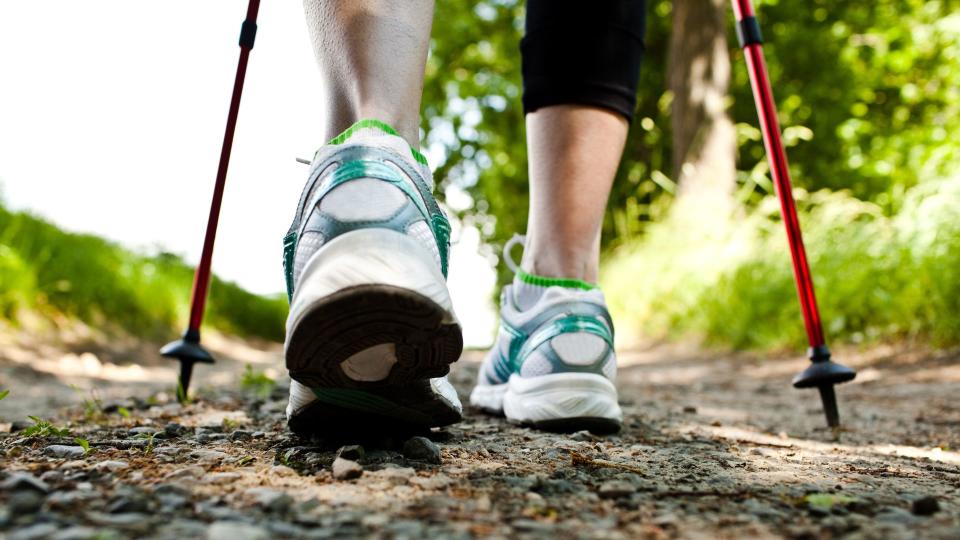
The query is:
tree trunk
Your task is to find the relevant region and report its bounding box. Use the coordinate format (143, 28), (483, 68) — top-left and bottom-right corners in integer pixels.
(669, 0), (736, 219)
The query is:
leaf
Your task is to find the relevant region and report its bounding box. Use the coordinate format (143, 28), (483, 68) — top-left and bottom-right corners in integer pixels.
(75, 437), (91, 454)
(117, 407), (130, 418)
(0, 389), (9, 401)
(804, 493), (856, 510)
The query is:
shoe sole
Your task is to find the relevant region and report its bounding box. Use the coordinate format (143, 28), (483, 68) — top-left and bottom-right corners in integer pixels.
(284, 228), (463, 433)
(472, 373), (623, 435)
(286, 283), (463, 388)
(288, 379), (462, 436)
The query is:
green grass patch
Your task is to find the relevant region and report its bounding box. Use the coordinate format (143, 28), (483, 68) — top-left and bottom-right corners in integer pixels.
(602, 176), (960, 350)
(0, 202), (286, 341)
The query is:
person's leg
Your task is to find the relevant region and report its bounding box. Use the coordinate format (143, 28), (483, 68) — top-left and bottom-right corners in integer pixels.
(285, 0), (463, 435)
(471, 0), (646, 434)
(302, 0), (434, 145)
(522, 106), (628, 282)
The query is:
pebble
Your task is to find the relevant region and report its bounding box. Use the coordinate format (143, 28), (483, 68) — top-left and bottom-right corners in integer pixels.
(191, 449), (229, 464)
(410, 473), (452, 490)
(207, 521), (270, 540)
(165, 466), (206, 480)
(268, 465), (297, 477)
(164, 423), (187, 437)
(94, 460), (130, 472)
(8, 490), (45, 514)
(332, 457), (364, 480)
(205, 472), (243, 485)
(402, 436), (442, 464)
(597, 480), (636, 499)
(50, 526), (105, 540)
(0, 472), (50, 494)
(377, 466), (416, 485)
(129, 426), (159, 436)
(44, 445), (86, 459)
(911, 496), (940, 516)
(245, 487), (294, 513)
(231, 430), (254, 442)
(252, 431), (266, 439)
(10, 523), (59, 540)
(336, 445), (365, 462)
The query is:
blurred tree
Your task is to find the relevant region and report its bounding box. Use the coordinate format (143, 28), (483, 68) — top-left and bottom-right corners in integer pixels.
(669, 0), (736, 219)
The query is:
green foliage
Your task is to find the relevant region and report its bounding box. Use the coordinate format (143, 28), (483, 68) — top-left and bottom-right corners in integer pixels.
(134, 432), (156, 454)
(603, 176), (960, 349)
(23, 416), (72, 438)
(0, 389), (8, 401)
(74, 437), (92, 455)
(240, 364), (276, 400)
(424, 0), (960, 278)
(804, 493), (857, 510)
(0, 203), (286, 341)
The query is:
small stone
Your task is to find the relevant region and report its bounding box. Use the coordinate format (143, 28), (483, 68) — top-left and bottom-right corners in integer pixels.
(206, 520), (270, 540)
(95, 460), (130, 472)
(10, 420), (32, 432)
(268, 465), (297, 477)
(0, 472), (50, 494)
(683, 405), (697, 414)
(44, 445), (86, 459)
(6, 446), (23, 458)
(911, 496), (940, 516)
(409, 473), (452, 490)
(231, 430), (253, 442)
(9, 523), (59, 540)
(332, 457), (363, 480)
(252, 431), (266, 439)
(164, 423), (186, 437)
(107, 486), (152, 513)
(336, 445), (365, 461)
(190, 449), (229, 464)
(8, 490), (45, 514)
(165, 466), (206, 480)
(49, 526), (102, 540)
(377, 466), (416, 485)
(129, 426), (159, 436)
(246, 487), (294, 513)
(402, 436), (441, 464)
(597, 480), (636, 499)
(205, 472), (243, 485)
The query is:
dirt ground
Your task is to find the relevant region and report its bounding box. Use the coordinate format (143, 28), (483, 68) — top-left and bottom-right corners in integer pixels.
(1, 325), (958, 539)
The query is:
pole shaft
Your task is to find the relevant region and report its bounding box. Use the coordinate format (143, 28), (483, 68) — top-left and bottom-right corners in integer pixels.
(186, 0), (261, 332)
(732, 0), (826, 348)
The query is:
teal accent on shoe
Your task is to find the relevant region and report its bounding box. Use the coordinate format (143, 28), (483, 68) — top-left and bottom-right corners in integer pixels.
(282, 231), (297, 302)
(516, 269), (598, 291)
(332, 159), (450, 277)
(326, 119), (429, 166)
(515, 314), (614, 371)
(310, 387), (433, 424)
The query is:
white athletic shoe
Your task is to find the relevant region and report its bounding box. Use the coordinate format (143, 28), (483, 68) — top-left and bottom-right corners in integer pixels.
(281, 120), (463, 434)
(470, 236), (622, 434)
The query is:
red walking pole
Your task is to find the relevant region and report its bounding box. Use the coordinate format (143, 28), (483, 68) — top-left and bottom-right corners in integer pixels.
(731, 0), (855, 427)
(160, 0), (261, 403)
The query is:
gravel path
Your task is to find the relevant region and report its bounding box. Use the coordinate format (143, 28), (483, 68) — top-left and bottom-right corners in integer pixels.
(1, 340), (958, 539)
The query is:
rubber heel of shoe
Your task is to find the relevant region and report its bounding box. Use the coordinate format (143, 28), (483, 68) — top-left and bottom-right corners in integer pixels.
(285, 229), (462, 389)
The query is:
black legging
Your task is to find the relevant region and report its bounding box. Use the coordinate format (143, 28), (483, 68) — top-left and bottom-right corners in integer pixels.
(522, 0), (647, 122)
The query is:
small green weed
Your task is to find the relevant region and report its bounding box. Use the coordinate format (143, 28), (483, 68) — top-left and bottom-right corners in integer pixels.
(117, 406), (131, 419)
(240, 364), (276, 399)
(74, 437), (92, 455)
(0, 389), (9, 401)
(134, 432), (156, 454)
(23, 416), (72, 438)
